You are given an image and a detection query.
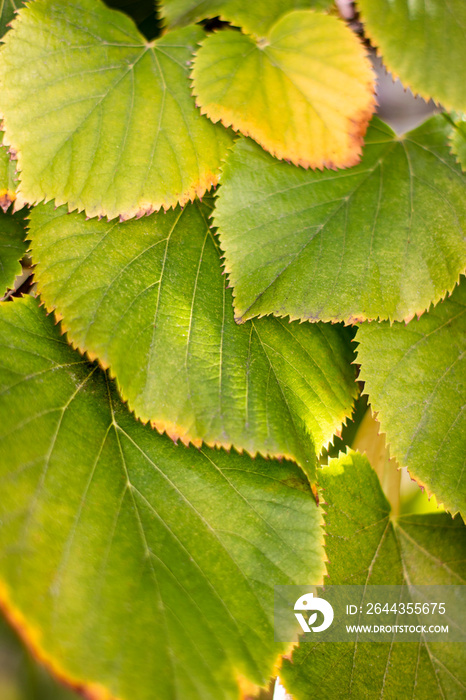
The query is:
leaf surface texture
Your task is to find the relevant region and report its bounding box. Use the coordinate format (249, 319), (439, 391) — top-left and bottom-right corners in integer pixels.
(215, 116), (466, 323)
(28, 199), (357, 477)
(0, 295), (326, 700)
(281, 451), (466, 699)
(0, 0), (233, 220)
(356, 280), (466, 516)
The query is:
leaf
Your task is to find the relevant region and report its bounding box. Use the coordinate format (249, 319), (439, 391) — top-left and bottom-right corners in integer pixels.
(0, 210), (26, 296)
(358, 0), (466, 112)
(214, 115), (466, 324)
(0, 295), (326, 700)
(450, 119), (466, 172)
(281, 450), (466, 700)
(28, 199), (357, 479)
(0, 0), (233, 221)
(0, 132), (18, 214)
(191, 10), (375, 169)
(161, 0), (331, 36)
(0, 0), (23, 38)
(356, 279), (466, 516)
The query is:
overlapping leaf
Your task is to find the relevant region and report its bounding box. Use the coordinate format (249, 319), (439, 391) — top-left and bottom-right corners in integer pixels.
(0, 0), (23, 38)
(356, 279), (466, 516)
(191, 10), (375, 169)
(215, 116), (466, 324)
(281, 451), (466, 699)
(0, 0), (233, 220)
(0, 132), (18, 213)
(0, 211), (26, 296)
(358, 0), (466, 112)
(161, 0), (331, 36)
(450, 119), (466, 172)
(0, 295), (325, 700)
(28, 199), (357, 479)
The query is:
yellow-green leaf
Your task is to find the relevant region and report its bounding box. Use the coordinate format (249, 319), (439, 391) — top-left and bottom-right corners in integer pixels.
(358, 0), (466, 112)
(356, 280), (466, 516)
(191, 10), (375, 169)
(0, 0), (233, 220)
(28, 198), (358, 480)
(214, 116), (466, 324)
(0, 295), (325, 700)
(281, 451), (466, 699)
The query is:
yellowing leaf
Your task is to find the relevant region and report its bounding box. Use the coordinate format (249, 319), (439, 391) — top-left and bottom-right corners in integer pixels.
(191, 10), (376, 169)
(0, 0), (233, 220)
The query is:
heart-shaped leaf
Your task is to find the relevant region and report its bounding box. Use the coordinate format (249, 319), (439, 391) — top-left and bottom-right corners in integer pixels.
(356, 279), (466, 516)
(28, 198), (358, 479)
(0, 0), (233, 220)
(215, 116), (466, 323)
(191, 10), (375, 169)
(281, 451), (466, 699)
(358, 0), (466, 112)
(0, 295), (325, 700)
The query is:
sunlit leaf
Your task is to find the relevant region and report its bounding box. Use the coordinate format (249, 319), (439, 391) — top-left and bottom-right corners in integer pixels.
(358, 0), (466, 112)
(161, 0), (331, 36)
(0, 0), (233, 220)
(215, 116), (466, 323)
(191, 10), (375, 169)
(281, 451), (466, 699)
(356, 279), (466, 516)
(0, 295), (325, 700)
(28, 198), (357, 479)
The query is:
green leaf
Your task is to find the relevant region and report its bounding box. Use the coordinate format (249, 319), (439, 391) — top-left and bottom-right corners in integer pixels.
(0, 295), (325, 700)
(356, 279), (466, 516)
(281, 451), (466, 699)
(0, 211), (26, 296)
(0, 0), (23, 38)
(0, 132), (18, 214)
(161, 0), (331, 36)
(28, 198), (357, 479)
(358, 0), (466, 112)
(450, 119), (466, 172)
(191, 10), (375, 169)
(215, 116), (466, 324)
(0, 0), (233, 221)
